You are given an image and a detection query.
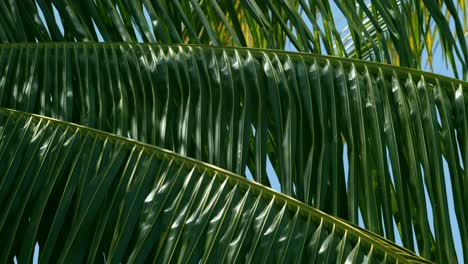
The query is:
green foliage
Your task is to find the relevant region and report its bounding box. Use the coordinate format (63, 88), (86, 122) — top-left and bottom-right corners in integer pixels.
(0, 0), (467, 263)
(0, 107), (432, 263)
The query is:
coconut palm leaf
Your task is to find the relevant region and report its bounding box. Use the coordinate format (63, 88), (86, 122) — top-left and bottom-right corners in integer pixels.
(0, 107), (433, 263)
(2, 0), (468, 263)
(2, 0), (467, 75)
(0, 43), (466, 262)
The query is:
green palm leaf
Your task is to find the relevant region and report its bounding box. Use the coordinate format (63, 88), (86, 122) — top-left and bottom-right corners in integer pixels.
(0, 107), (431, 263)
(1, 0), (468, 263)
(2, 0), (467, 74)
(0, 43), (466, 262)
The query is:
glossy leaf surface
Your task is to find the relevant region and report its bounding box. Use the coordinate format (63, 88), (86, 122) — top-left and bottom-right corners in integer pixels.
(0, 108), (431, 263)
(0, 43), (466, 262)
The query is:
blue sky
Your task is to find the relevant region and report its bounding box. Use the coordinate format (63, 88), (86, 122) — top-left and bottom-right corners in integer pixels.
(26, 2), (465, 263)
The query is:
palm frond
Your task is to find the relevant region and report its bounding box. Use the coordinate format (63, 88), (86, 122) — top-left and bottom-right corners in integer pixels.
(0, 43), (465, 262)
(0, 107), (434, 263)
(2, 0), (467, 75)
